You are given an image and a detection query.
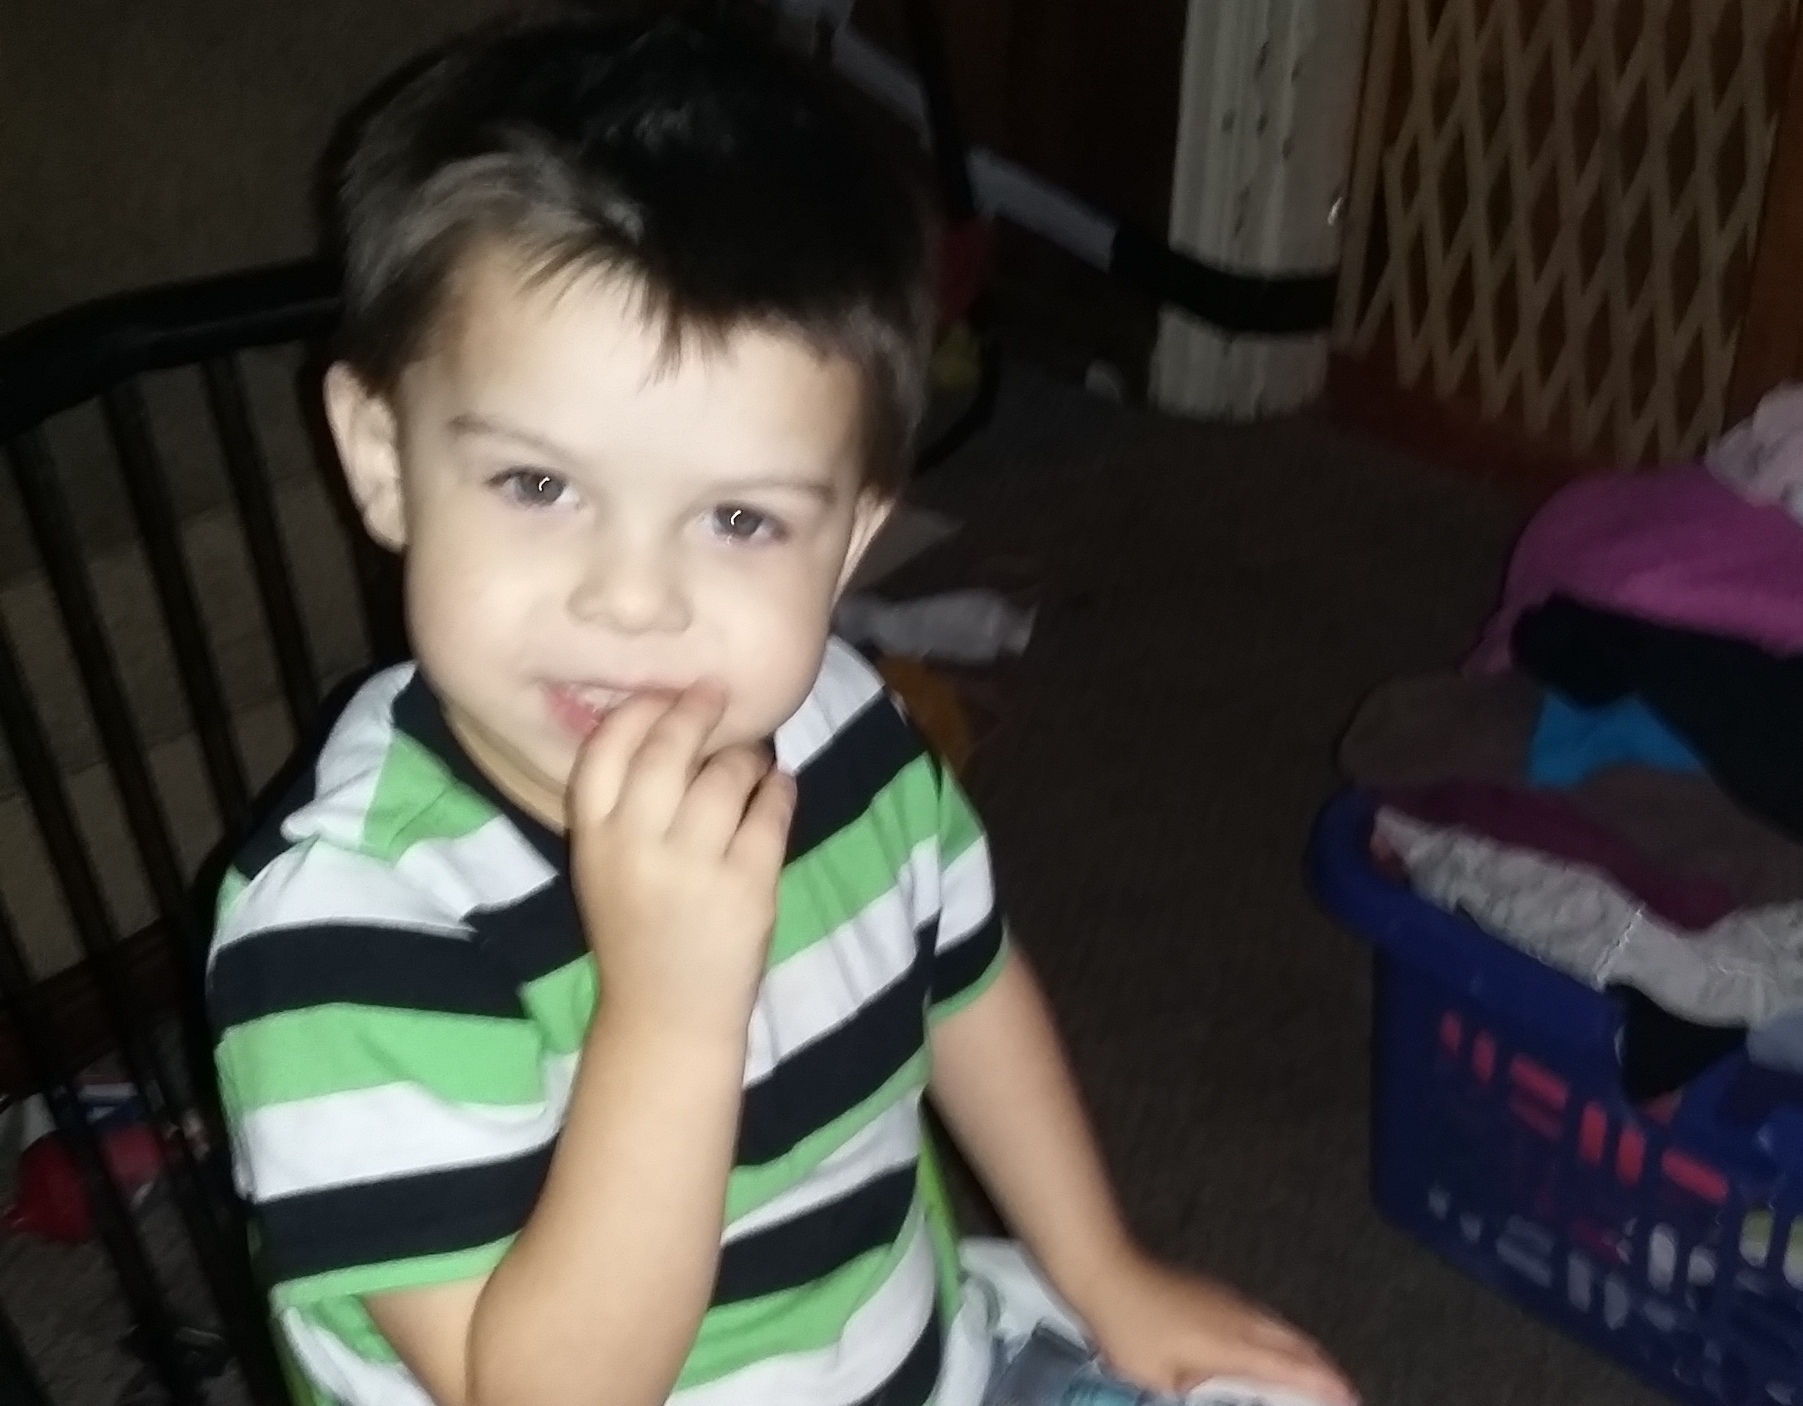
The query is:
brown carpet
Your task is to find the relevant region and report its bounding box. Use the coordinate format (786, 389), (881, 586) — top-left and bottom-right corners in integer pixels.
(884, 365), (1665, 1406)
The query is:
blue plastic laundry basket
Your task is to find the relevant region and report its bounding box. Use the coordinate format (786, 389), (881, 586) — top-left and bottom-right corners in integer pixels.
(1309, 789), (1803, 1405)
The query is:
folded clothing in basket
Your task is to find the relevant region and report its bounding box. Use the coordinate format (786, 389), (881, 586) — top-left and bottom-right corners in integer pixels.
(1342, 672), (1803, 908)
(1706, 379), (1803, 520)
(1348, 649), (1803, 1092)
(1469, 463), (1803, 672)
(1526, 692), (1704, 788)
(1514, 596), (1803, 840)
(1339, 671), (1540, 785)
(1374, 805), (1803, 1038)
(1382, 782), (1739, 931)
(1374, 782), (1782, 1094)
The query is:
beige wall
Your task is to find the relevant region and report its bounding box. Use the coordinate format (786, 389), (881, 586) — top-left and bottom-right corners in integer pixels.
(0, 2), (542, 971)
(0, 1), (529, 577)
(0, 0), (524, 329)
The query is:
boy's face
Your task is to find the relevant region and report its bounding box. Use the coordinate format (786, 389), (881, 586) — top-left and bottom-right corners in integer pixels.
(325, 248), (892, 828)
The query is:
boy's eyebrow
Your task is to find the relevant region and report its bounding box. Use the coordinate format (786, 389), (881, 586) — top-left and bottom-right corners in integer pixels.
(447, 413), (576, 462)
(709, 476), (840, 504)
(450, 412), (845, 501)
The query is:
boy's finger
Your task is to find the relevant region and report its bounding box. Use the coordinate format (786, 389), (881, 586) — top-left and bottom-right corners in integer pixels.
(670, 745), (771, 855)
(1199, 1343), (1358, 1406)
(567, 694), (679, 828)
(726, 768), (796, 876)
(615, 683), (728, 833)
(1248, 1316), (1326, 1356)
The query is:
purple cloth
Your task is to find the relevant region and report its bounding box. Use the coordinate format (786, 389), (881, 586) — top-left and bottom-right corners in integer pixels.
(1380, 780), (1742, 931)
(1469, 466), (1803, 674)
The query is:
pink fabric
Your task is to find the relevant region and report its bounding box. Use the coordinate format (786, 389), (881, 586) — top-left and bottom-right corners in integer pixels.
(1469, 466), (1803, 674)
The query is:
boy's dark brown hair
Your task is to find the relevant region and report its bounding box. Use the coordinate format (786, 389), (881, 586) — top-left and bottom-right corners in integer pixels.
(333, 10), (935, 489)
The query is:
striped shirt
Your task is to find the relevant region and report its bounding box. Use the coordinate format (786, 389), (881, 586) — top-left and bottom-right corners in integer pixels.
(208, 641), (1009, 1406)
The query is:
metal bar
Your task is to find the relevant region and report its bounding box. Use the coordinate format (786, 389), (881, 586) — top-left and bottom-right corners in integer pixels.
(0, 901), (201, 1406)
(1, 431), (282, 1402)
(201, 356), (319, 740)
(900, 0), (977, 220)
(353, 536), (408, 669)
(6, 429), (199, 945)
(0, 604), (251, 1390)
(100, 380), (250, 835)
(0, 258), (339, 442)
(0, 1294), (54, 1406)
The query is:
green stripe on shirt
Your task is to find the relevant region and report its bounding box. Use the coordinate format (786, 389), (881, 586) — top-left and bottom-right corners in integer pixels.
(274, 1238), (515, 1317)
(725, 1050), (928, 1223)
(679, 1203), (927, 1389)
(363, 733), (499, 860)
(770, 758), (939, 967)
(220, 1006), (548, 1111)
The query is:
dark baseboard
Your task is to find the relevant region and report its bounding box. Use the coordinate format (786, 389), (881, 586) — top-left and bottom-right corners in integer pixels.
(1324, 349), (1619, 505)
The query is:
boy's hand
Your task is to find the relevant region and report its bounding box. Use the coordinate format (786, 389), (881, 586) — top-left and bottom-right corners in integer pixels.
(1083, 1249), (1357, 1405)
(569, 684), (796, 1041)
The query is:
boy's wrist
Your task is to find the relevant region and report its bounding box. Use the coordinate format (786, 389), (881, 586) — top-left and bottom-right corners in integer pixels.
(1039, 1222), (1144, 1324)
(586, 994), (750, 1071)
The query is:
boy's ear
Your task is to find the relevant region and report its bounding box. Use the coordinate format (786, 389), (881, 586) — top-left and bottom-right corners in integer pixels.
(323, 363), (409, 551)
(836, 491), (897, 596)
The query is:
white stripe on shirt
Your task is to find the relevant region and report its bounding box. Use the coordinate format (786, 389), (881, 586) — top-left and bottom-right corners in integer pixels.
(212, 842), (467, 963)
(392, 813), (558, 920)
(242, 1053), (578, 1202)
(937, 838), (994, 953)
(775, 639), (887, 774)
(745, 839), (937, 1084)
(298, 666), (414, 847)
(280, 1307), (434, 1406)
(723, 1091), (922, 1244)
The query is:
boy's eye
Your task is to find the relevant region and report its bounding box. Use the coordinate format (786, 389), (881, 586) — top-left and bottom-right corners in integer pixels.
(494, 468), (573, 508)
(709, 505), (783, 542)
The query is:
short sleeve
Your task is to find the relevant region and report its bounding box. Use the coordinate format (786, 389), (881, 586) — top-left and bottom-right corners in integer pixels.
(210, 839), (561, 1312)
(928, 765), (1010, 1019)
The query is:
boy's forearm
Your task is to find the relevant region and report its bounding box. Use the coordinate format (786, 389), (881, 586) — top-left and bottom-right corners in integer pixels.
(928, 957), (1137, 1319)
(469, 1007), (746, 1406)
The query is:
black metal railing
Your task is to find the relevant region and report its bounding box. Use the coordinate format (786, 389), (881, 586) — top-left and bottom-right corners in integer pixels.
(0, 258), (373, 1406)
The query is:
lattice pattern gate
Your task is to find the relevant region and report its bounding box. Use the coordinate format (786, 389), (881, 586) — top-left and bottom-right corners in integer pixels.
(1336, 0), (1799, 465)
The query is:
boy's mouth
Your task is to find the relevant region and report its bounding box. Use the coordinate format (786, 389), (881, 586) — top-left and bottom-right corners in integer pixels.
(545, 683), (631, 738)
(544, 682), (679, 738)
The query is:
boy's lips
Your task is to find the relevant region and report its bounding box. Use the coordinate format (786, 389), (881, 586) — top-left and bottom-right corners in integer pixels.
(543, 681), (677, 737)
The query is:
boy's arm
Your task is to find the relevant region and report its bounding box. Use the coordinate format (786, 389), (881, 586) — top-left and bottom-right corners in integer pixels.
(369, 688), (793, 1406)
(927, 956), (1137, 1303)
(928, 956), (1355, 1402)
(368, 1008), (746, 1406)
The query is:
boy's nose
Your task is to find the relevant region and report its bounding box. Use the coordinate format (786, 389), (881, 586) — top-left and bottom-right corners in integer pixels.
(567, 540), (692, 634)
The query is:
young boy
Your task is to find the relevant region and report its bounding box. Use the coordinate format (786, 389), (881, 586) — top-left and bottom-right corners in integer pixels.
(208, 13), (1355, 1406)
